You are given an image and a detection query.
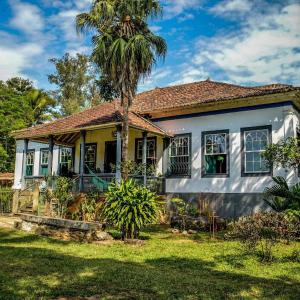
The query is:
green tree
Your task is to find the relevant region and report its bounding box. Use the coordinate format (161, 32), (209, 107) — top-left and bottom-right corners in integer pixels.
(48, 53), (118, 116)
(263, 137), (300, 169)
(76, 0), (167, 179)
(5, 77), (33, 94)
(0, 78), (57, 172)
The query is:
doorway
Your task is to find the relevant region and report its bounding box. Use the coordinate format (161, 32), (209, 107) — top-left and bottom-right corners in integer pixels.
(104, 141), (117, 173)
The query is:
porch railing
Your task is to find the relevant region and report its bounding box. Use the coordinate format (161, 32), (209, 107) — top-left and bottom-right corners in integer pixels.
(25, 174), (166, 195)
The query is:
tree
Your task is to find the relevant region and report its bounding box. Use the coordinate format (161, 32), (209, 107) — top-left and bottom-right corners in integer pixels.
(263, 137), (300, 169)
(76, 0), (167, 179)
(0, 78), (57, 172)
(6, 77), (33, 94)
(48, 53), (91, 115)
(26, 89), (57, 125)
(48, 53), (118, 116)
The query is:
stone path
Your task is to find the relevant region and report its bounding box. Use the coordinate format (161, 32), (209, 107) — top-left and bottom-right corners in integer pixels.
(0, 214), (20, 229)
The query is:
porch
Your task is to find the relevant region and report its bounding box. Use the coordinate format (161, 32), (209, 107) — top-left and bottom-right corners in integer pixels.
(20, 124), (168, 194)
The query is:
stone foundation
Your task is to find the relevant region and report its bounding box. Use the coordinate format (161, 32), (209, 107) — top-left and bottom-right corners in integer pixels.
(15, 214), (113, 242)
(166, 192), (270, 219)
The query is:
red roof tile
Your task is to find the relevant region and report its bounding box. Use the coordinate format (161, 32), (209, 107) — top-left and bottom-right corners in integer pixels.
(12, 80), (298, 140)
(12, 101), (169, 139)
(132, 80), (297, 113)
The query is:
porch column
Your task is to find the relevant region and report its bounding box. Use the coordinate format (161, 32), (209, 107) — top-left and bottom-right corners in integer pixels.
(21, 138), (29, 189)
(142, 131), (148, 186)
(48, 135), (54, 176)
(115, 126), (122, 183)
(79, 130), (86, 192)
(162, 137), (170, 176)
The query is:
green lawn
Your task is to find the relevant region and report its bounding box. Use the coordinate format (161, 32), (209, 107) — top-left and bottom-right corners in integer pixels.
(0, 226), (299, 300)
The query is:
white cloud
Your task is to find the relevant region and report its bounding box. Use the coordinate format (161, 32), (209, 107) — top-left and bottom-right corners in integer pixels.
(0, 40), (43, 80)
(191, 3), (300, 85)
(149, 25), (162, 33)
(9, 0), (44, 35)
(210, 0), (253, 15)
(163, 0), (201, 18)
(170, 65), (209, 85)
(139, 67), (173, 91)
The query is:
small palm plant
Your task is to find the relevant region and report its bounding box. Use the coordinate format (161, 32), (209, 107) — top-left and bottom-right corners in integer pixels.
(103, 180), (158, 239)
(264, 176), (300, 217)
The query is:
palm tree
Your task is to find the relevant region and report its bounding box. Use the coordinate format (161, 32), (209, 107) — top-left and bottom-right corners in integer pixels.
(26, 89), (57, 125)
(76, 0), (167, 179)
(264, 176), (300, 212)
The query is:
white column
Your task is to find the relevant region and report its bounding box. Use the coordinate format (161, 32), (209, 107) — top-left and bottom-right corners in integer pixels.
(21, 139), (29, 189)
(48, 135), (54, 176)
(142, 132), (148, 186)
(79, 130), (86, 191)
(116, 126), (122, 183)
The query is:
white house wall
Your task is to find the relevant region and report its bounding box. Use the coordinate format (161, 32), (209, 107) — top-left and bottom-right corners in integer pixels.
(13, 140), (60, 189)
(154, 103), (299, 194)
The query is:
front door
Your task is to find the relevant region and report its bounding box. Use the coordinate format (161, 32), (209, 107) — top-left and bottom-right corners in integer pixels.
(104, 141), (117, 173)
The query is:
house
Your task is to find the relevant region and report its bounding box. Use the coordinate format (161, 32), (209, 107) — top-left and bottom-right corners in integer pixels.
(12, 80), (300, 218)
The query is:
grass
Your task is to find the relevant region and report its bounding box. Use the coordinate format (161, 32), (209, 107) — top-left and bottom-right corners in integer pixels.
(0, 225), (299, 300)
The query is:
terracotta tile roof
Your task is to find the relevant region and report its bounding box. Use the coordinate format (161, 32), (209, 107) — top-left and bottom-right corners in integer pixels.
(132, 80), (298, 113)
(12, 101), (169, 139)
(12, 80), (298, 140)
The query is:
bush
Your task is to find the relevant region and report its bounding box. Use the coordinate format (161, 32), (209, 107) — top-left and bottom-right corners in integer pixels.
(102, 179), (157, 239)
(170, 198), (200, 230)
(264, 177), (300, 216)
(52, 177), (74, 218)
(227, 212), (299, 262)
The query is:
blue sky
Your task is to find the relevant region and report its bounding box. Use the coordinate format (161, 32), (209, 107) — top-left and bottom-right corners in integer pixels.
(0, 0), (299, 92)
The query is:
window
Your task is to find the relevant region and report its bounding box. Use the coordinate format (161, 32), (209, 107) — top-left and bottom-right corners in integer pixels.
(40, 149), (49, 175)
(135, 137), (156, 165)
(202, 130), (229, 177)
(59, 147), (72, 176)
(25, 150), (34, 176)
(241, 126), (271, 176)
(84, 143), (97, 173)
(167, 134), (191, 177)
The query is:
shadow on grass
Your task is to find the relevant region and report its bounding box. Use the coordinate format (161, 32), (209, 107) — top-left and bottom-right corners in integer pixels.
(0, 241), (300, 300)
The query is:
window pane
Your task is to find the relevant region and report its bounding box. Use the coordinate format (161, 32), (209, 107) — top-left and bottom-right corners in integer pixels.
(205, 154), (227, 174)
(84, 144), (96, 173)
(41, 165), (48, 176)
(41, 150), (49, 165)
(246, 161), (253, 172)
(243, 128), (270, 173)
(245, 152), (254, 162)
(205, 133), (226, 154)
(168, 135), (190, 176)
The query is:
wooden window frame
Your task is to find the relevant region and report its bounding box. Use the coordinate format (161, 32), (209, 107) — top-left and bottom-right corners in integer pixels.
(241, 125), (272, 177)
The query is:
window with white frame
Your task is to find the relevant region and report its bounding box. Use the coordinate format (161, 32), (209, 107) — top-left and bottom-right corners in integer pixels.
(40, 149), (49, 175)
(242, 126), (271, 175)
(168, 134), (191, 176)
(59, 147), (72, 176)
(202, 130), (229, 176)
(26, 150), (34, 176)
(136, 138), (156, 165)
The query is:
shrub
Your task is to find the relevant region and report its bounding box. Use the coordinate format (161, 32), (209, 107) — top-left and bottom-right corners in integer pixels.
(170, 198), (200, 230)
(52, 177), (74, 218)
(227, 212), (299, 262)
(102, 179), (157, 239)
(264, 176), (300, 215)
(81, 192), (104, 222)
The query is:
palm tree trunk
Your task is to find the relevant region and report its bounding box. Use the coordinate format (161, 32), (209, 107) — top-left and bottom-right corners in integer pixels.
(121, 95), (129, 180)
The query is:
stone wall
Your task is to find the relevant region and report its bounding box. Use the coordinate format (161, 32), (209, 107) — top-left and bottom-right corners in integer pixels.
(15, 214), (113, 242)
